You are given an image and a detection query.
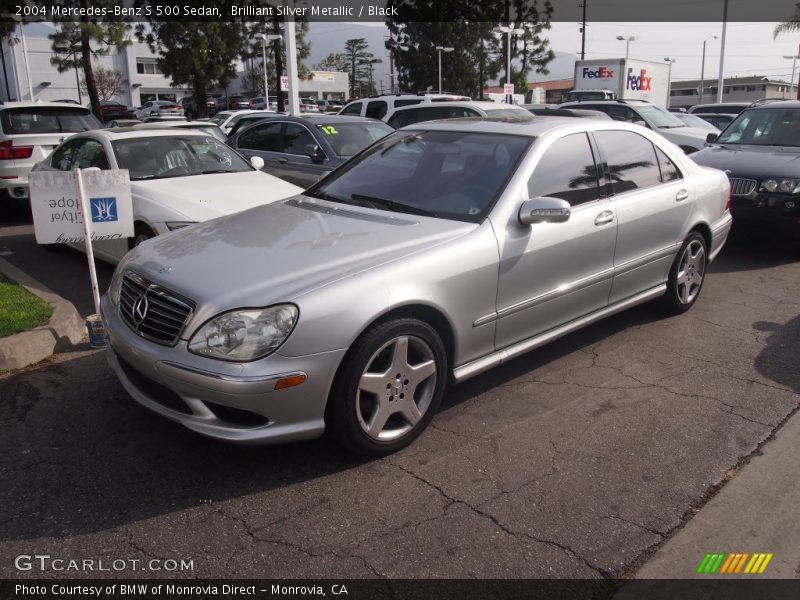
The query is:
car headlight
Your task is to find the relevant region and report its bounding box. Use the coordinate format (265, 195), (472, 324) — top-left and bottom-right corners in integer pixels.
(188, 304), (298, 361)
(165, 221), (195, 231)
(760, 179), (800, 194)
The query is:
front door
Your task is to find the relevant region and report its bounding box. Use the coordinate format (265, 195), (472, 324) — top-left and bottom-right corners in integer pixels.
(495, 132), (618, 349)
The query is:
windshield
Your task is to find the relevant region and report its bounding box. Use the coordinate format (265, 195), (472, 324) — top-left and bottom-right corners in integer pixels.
(112, 135), (252, 181)
(716, 108), (800, 146)
(315, 122), (393, 157)
(1, 107), (101, 134)
(636, 104), (685, 128)
(209, 112), (233, 125)
(307, 130), (531, 222)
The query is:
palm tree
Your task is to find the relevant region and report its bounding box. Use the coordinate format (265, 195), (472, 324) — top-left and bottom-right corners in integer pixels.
(774, 8), (800, 100)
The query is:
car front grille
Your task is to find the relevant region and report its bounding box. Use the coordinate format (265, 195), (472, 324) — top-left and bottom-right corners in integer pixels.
(728, 177), (757, 197)
(119, 272), (194, 346)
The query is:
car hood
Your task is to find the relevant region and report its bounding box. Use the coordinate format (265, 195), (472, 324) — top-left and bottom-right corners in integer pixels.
(123, 196), (476, 322)
(131, 171), (302, 221)
(691, 144), (800, 178)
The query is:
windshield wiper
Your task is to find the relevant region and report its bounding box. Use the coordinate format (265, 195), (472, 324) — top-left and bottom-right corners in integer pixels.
(199, 169), (234, 174)
(350, 194), (436, 217)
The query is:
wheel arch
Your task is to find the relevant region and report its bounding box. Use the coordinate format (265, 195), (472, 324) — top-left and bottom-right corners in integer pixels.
(689, 221), (712, 250)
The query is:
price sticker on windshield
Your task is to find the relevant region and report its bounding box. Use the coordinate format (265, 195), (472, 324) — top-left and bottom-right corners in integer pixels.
(320, 126), (339, 135)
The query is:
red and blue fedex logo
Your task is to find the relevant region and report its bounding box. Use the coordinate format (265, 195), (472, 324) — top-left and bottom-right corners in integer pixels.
(582, 66), (615, 79)
(627, 68), (653, 91)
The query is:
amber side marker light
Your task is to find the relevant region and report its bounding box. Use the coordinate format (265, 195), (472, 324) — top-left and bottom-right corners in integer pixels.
(275, 373), (307, 390)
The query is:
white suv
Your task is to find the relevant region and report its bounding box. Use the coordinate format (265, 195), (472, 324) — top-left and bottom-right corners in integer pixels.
(0, 102), (101, 202)
(338, 94), (471, 120)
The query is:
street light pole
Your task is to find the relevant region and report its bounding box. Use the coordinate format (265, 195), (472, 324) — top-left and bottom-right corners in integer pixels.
(616, 35), (636, 60)
(494, 26), (525, 103)
(783, 54), (800, 99)
(435, 46), (453, 94)
(717, 0), (729, 103)
(699, 35), (718, 105)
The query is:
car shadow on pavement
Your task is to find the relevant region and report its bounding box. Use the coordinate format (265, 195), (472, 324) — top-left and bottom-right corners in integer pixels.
(710, 224), (799, 274)
(753, 315), (800, 394)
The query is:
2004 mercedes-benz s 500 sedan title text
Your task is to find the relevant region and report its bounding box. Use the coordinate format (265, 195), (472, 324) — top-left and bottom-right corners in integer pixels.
(102, 117), (732, 455)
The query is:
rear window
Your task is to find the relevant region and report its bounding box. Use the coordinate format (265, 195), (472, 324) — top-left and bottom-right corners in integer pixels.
(1, 107), (101, 134)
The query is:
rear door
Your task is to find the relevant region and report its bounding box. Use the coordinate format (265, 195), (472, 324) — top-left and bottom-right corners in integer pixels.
(593, 129), (692, 303)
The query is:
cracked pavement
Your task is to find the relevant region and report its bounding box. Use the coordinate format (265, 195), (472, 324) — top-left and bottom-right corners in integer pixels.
(0, 222), (798, 580)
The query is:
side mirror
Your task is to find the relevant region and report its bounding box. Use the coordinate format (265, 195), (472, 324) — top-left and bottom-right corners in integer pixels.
(519, 197), (571, 225)
(304, 143), (325, 162)
(706, 132), (718, 143)
(250, 156), (265, 169)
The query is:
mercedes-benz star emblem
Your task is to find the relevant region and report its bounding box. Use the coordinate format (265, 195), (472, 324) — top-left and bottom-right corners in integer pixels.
(132, 294), (149, 325)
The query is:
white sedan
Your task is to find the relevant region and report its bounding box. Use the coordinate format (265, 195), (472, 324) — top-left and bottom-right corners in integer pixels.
(32, 129), (302, 264)
(208, 110), (276, 135)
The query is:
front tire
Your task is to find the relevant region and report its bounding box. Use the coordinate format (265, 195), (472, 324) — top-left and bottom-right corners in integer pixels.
(660, 231), (707, 314)
(326, 318), (447, 456)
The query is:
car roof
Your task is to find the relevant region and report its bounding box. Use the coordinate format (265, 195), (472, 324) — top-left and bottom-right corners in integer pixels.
(745, 99), (800, 110)
(239, 114), (384, 124)
(401, 116), (606, 137)
(391, 101), (526, 113)
(77, 128), (211, 140)
(0, 101), (93, 110)
(131, 121), (219, 129)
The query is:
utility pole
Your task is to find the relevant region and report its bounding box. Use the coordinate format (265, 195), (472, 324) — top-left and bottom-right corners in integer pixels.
(580, 1), (587, 60)
(717, 0), (728, 103)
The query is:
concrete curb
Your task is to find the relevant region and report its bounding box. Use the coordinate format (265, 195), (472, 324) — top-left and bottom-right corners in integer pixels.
(0, 256), (86, 372)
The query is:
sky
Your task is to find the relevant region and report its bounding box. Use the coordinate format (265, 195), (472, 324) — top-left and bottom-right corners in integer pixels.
(307, 21), (800, 89)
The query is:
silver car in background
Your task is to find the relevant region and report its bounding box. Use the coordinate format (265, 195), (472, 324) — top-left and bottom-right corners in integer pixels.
(102, 118), (732, 455)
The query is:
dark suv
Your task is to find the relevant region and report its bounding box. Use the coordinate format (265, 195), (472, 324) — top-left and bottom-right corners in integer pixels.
(179, 96), (220, 119)
(692, 100), (800, 238)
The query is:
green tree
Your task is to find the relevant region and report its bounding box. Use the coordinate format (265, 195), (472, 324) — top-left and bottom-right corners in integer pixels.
(387, 0), (553, 98)
(49, 0), (131, 119)
(136, 22), (246, 118)
(314, 53), (349, 72)
(343, 38), (374, 98)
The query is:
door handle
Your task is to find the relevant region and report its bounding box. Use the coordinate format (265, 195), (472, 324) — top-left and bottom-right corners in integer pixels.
(676, 189), (689, 202)
(278, 157), (289, 164)
(594, 210), (615, 226)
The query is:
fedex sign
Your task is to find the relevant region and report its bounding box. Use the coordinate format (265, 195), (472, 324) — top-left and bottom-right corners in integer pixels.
(627, 67), (653, 92)
(582, 67), (615, 79)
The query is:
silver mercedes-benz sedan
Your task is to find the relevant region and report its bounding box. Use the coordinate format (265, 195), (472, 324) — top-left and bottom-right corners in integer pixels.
(102, 117), (732, 455)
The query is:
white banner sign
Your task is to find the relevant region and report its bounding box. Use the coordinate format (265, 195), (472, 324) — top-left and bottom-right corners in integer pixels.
(503, 83), (515, 95)
(280, 75), (289, 92)
(29, 170), (134, 245)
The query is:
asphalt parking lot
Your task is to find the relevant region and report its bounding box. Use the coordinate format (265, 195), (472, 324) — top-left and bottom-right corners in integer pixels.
(0, 203), (799, 580)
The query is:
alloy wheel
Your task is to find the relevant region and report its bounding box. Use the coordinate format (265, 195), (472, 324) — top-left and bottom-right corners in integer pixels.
(676, 240), (706, 305)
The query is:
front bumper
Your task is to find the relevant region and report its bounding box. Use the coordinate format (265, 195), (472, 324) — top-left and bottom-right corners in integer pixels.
(101, 294), (347, 444)
(730, 193), (800, 234)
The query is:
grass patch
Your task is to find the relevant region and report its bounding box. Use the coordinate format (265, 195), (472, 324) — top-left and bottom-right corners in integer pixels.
(0, 274), (53, 337)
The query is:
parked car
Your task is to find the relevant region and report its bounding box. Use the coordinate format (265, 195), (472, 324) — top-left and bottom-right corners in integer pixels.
(673, 112), (720, 132)
(521, 105), (612, 119)
(695, 113), (735, 131)
(209, 110), (274, 136)
(250, 96), (267, 110)
(131, 120), (227, 142)
(339, 93), (471, 120)
(90, 100), (130, 122)
(559, 100), (710, 153)
(209, 94), (228, 111)
(179, 96), (220, 119)
(0, 101), (102, 203)
(106, 119), (143, 128)
(101, 118), (732, 455)
(141, 116), (188, 123)
(134, 101), (183, 120)
(317, 99), (343, 113)
(385, 101), (531, 128)
(32, 129), (302, 263)
(692, 100), (800, 238)
(227, 114), (393, 187)
(227, 95), (252, 110)
(300, 98), (320, 113)
(688, 102), (750, 115)
(226, 113), (281, 138)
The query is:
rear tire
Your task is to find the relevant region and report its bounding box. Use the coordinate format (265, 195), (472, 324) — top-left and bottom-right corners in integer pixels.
(326, 318), (447, 456)
(659, 231), (708, 314)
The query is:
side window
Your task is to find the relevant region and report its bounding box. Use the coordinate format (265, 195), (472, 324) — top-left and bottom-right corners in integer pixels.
(340, 102), (362, 116)
(604, 106), (638, 122)
(406, 107), (441, 125)
(655, 146), (682, 182)
(595, 130), (662, 194)
(72, 140), (110, 170)
(283, 123), (315, 155)
(237, 122), (283, 152)
(51, 140), (82, 171)
(528, 133), (600, 207)
(366, 101), (388, 120)
(393, 99), (423, 108)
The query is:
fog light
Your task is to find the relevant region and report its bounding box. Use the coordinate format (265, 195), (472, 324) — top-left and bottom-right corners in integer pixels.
(274, 373), (306, 390)
(786, 200), (796, 210)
